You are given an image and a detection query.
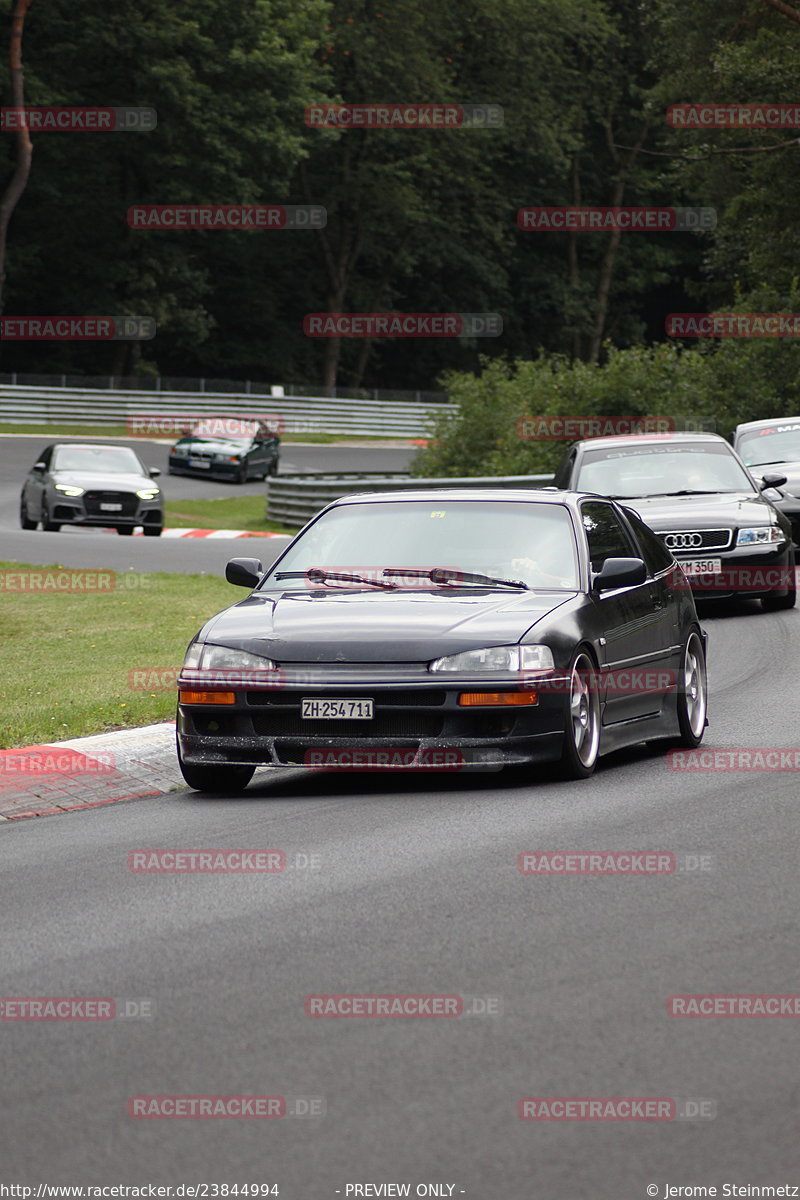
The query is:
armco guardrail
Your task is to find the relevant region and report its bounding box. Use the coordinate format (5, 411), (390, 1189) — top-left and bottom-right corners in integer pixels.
(266, 473), (555, 529)
(0, 385), (454, 438)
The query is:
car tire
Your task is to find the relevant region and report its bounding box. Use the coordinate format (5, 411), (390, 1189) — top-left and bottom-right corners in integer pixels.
(674, 629), (708, 748)
(268, 460), (279, 477)
(557, 650), (601, 779)
(177, 748), (255, 794)
(143, 525), (163, 537)
(41, 503), (60, 532)
(235, 464), (248, 484)
(20, 496), (37, 529)
(761, 551), (796, 611)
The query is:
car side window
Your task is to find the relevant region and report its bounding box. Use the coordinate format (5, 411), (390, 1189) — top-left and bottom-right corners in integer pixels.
(621, 507), (674, 575)
(580, 501), (638, 573)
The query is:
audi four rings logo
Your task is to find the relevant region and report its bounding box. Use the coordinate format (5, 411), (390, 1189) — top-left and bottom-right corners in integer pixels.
(664, 532), (703, 549)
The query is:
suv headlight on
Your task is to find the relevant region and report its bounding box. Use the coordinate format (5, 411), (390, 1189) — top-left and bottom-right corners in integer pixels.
(430, 644), (554, 673)
(54, 484), (85, 497)
(736, 524), (784, 546)
(136, 488), (161, 500)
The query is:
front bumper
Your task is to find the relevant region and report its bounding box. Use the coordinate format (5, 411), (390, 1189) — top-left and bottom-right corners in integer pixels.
(176, 674), (570, 771)
(169, 455), (244, 479)
(676, 544), (794, 599)
(50, 496), (162, 528)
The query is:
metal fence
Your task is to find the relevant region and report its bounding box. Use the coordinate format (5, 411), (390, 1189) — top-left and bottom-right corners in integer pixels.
(266, 473), (555, 528)
(0, 373), (449, 405)
(0, 384), (456, 438)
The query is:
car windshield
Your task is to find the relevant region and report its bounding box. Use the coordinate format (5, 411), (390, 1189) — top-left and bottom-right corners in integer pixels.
(51, 446), (145, 474)
(260, 499), (580, 591)
(737, 425), (800, 467)
(576, 443), (754, 498)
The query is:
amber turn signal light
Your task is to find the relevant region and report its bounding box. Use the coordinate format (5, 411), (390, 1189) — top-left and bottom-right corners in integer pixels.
(458, 691), (538, 707)
(178, 690), (236, 705)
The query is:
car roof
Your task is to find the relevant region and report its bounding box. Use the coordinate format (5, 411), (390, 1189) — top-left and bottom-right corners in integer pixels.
(329, 488), (614, 508)
(569, 432), (728, 451)
(734, 416), (800, 435)
(49, 442), (137, 451)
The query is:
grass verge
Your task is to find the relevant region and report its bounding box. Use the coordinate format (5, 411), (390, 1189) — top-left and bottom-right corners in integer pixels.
(0, 561), (236, 747)
(164, 495), (294, 533)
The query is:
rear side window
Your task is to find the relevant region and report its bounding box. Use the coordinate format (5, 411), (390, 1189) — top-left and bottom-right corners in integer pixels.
(622, 507), (675, 575)
(580, 500), (638, 572)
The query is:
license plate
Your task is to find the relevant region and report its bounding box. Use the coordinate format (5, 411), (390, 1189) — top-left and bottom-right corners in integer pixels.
(189, 459), (211, 469)
(680, 558), (722, 576)
(99, 503), (122, 512)
(301, 698), (374, 720)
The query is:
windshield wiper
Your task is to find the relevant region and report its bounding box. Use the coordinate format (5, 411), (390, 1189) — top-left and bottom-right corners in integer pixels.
(383, 567), (529, 590)
(632, 489), (732, 498)
(273, 569), (397, 590)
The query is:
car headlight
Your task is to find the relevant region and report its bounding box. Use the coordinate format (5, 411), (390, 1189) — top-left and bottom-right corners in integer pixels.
(429, 644), (555, 673)
(54, 484), (84, 497)
(736, 524), (784, 546)
(182, 643), (276, 671)
(136, 488), (161, 500)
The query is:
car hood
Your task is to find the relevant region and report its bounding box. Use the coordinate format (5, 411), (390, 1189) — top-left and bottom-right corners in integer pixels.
(198, 588), (579, 663)
(620, 491), (774, 528)
(50, 470), (156, 491)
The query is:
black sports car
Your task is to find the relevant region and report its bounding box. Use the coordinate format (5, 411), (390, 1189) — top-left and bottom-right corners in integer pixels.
(733, 416), (800, 546)
(168, 418), (280, 483)
(552, 432), (795, 609)
(19, 442), (163, 536)
(176, 488), (708, 793)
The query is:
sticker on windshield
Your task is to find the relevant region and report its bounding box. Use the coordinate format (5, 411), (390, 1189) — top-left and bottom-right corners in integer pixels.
(429, 511), (446, 518)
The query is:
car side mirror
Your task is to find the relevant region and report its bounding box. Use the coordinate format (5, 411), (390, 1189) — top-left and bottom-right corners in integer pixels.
(225, 557), (264, 588)
(760, 472), (787, 490)
(32, 462), (46, 473)
(149, 467), (161, 478)
(593, 557), (647, 591)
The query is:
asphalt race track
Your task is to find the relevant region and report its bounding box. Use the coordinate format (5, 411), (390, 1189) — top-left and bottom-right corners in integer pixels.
(2, 431), (799, 1193)
(2, 597), (800, 1193)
